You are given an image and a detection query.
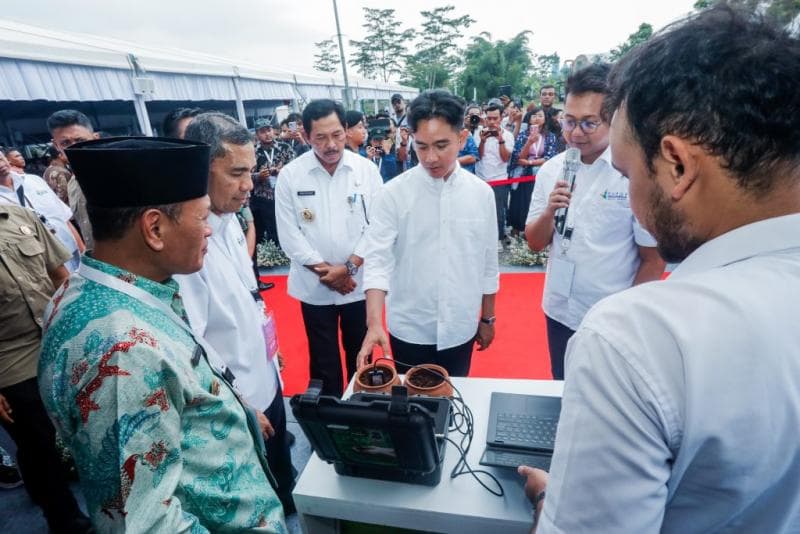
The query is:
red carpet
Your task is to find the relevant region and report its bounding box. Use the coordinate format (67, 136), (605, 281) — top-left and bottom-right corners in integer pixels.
(262, 272), (552, 396)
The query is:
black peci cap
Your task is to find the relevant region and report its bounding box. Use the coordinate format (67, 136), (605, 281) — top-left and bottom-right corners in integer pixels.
(66, 137), (210, 208)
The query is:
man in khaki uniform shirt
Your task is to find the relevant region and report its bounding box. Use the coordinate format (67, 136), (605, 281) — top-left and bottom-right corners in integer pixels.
(0, 204), (91, 532)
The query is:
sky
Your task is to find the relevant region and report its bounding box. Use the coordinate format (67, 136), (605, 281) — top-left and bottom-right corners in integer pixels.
(4, 0), (698, 81)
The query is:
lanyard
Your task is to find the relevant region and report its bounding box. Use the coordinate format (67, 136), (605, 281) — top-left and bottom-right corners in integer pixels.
(77, 262), (233, 376)
(559, 164), (606, 253)
(208, 217), (259, 295)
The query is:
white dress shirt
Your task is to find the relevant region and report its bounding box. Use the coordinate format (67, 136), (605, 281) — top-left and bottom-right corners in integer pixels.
(361, 164), (499, 349)
(275, 149), (383, 306)
(527, 147), (656, 330)
(475, 129), (515, 181)
(540, 213), (800, 533)
(0, 172), (80, 271)
(175, 212), (278, 412)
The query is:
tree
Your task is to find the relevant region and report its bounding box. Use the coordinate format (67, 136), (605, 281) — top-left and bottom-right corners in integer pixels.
(348, 8), (415, 82)
(402, 5), (475, 90)
(610, 23), (654, 61)
(313, 39), (339, 74)
(695, 0), (800, 27)
(458, 31), (534, 102)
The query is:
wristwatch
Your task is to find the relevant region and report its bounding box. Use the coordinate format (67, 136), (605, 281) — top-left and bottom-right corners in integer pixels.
(480, 315), (496, 325)
(345, 260), (359, 276)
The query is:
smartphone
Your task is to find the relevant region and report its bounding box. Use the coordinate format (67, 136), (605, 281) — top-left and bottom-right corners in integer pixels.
(288, 121), (297, 132)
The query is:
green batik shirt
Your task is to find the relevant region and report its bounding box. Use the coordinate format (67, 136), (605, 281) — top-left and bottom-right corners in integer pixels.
(38, 255), (287, 533)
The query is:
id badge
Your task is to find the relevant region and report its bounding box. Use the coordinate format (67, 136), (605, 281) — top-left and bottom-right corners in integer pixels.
(550, 256), (576, 298)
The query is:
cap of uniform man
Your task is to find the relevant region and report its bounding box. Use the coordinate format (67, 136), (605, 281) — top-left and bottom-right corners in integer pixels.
(66, 137), (210, 208)
(391, 93), (403, 103)
(254, 117), (272, 130)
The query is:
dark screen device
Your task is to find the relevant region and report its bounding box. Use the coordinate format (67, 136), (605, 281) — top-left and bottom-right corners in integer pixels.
(479, 392), (561, 471)
(291, 381), (450, 485)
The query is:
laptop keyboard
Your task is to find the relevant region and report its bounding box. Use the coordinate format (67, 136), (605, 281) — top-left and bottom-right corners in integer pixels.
(495, 413), (558, 449)
(480, 448), (552, 471)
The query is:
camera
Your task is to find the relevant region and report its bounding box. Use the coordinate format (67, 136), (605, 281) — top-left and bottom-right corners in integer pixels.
(288, 121), (297, 132)
(469, 114), (481, 128)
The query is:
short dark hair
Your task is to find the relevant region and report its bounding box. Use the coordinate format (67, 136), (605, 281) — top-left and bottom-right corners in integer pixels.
(302, 100), (346, 135)
(46, 110), (94, 134)
(183, 112), (252, 162)
(484, 103), (503, 115)
(540, 84), (556, 94)
(162, 107), (202, 138)
(407, 90), (466, 133)
(88, 203), (182, 241)
(607, 6), (800, 194)
(566, 63), (611, 121)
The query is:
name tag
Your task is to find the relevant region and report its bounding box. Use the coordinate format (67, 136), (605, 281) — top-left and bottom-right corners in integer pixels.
(549, 256), (575, 298)
(297, 190), (316, 196)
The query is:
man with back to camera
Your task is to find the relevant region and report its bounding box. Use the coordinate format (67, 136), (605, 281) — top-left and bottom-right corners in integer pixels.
(275, 99), (383, 397)
(519, 7), (800, 532)
(38, 136), (286, 532)
(524, 63), (665, 380)
(176, 112), (297, 515)
(356, 89), (499, 377)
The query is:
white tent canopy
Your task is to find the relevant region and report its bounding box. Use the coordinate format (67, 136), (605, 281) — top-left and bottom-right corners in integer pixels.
(0, 19), (417, 134)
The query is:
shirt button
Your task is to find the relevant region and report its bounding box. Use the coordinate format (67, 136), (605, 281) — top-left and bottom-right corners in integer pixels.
(35, 317), (43, 326)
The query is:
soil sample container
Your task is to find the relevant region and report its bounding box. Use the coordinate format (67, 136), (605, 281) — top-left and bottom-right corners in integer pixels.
(404, 364), (453, 398)
(353, 363), (400, 395)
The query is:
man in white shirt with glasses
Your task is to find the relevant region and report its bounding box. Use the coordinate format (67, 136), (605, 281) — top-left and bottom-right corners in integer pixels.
(525, 63), (665, 380)
(356, 90), (499, 376)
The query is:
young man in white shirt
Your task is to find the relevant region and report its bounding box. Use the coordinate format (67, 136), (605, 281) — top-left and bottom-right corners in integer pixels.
(356, 89), (499, 376)
(176, 112), (296, 514)
(476, 104), (516, 245)
(521, 7), (800, 532)
(525, 63), (665, 379)
(275, 100), (383, 397)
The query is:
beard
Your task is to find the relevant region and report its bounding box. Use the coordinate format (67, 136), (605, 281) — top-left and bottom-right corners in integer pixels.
(647, 184), (705, 263)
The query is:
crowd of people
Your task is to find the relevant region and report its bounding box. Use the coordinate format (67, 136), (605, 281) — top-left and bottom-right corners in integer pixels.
(0, 5), (799, 533)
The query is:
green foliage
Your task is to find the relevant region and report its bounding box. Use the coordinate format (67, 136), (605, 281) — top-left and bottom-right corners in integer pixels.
(610, 23), (654, 61)
(528, 52), (562, 99)
(695, 0), (800, 26)
(458, 31), (534, 101)
(313, 39), (339, 74)
(348, 8), (415, 82)
(401, 5), (475, 90)
(257, 240), (290, 268)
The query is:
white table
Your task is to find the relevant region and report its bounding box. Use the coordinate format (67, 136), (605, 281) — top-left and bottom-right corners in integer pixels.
(292, 377), (563, 534)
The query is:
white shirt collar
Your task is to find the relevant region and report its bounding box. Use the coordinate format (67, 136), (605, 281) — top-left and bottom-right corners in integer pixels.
(308, 149), (354, 177)
(671, 213), (800, 279)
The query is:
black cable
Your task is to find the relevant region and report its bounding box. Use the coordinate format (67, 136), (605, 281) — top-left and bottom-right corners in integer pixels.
(372, 358), (505, 497)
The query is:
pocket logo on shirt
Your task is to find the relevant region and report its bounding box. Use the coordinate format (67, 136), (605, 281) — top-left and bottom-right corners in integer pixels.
(601, 190), (628, 201)
(297, 190), (316, 196)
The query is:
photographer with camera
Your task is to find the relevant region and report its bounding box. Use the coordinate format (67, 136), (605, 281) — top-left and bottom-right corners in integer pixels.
(252, 118), (295, 247)
(366, 130), (399, 183)
(280, 113), (311, 157)
(454, 106), (480, 175)
(476, 103), (515, 245)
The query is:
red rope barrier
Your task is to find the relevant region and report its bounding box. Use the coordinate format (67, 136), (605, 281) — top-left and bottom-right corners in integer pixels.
(486, 175), (537, 187)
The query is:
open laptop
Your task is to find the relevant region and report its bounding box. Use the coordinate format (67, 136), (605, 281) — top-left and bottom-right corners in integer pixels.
(479, 392), (561, 471)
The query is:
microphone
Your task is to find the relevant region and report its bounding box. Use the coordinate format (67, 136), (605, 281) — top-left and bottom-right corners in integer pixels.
(553, 147), (581, 235)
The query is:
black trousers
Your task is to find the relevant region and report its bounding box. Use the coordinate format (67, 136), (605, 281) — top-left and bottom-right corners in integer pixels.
(389, 334), (474, 377)
(508, 180), (535, 232)
(263, 382), (295, 514)
(0, 377), (85, 526)
(250, 194), (279, 246)
(300, 300), (367, 397)
(492, 184), (511, 239)
(545, 315), (576, 380)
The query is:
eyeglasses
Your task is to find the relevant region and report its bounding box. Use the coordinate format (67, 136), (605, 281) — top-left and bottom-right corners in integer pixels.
(559, 118), (602, 134)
